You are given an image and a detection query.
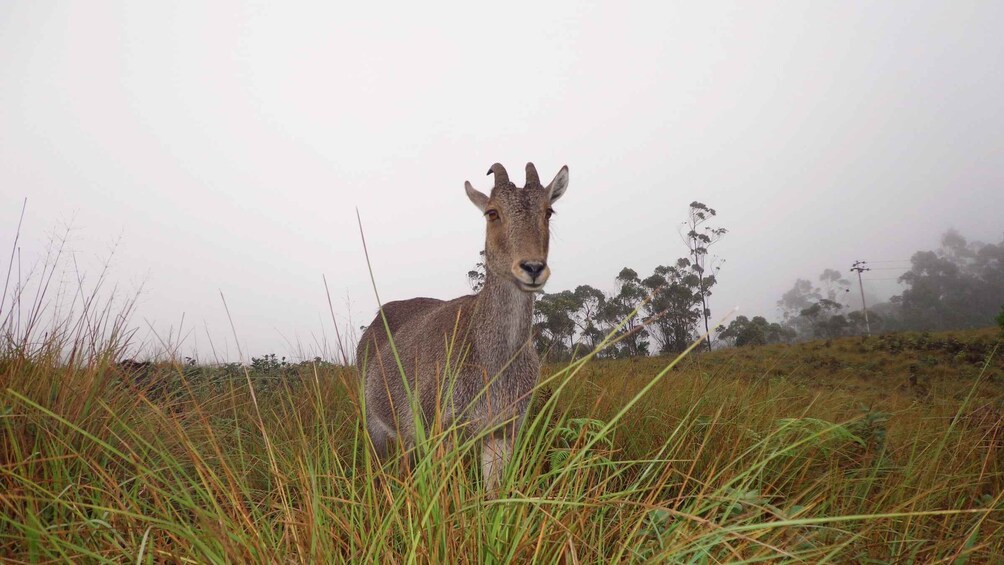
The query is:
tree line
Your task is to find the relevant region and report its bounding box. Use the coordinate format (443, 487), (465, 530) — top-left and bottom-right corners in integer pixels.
(776, 229), (1004, 341)
(465, 202), (1002, 360)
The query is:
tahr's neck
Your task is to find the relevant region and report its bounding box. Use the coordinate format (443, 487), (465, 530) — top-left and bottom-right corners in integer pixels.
(474, 267), (535, 359)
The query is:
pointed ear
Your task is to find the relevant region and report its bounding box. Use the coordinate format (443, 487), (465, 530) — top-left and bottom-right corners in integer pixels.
(465, 181), (489, 212)
(546, 165), (569, 203)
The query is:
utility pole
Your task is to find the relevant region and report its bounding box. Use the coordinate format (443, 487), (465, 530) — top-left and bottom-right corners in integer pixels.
(850, 260), (872, 336)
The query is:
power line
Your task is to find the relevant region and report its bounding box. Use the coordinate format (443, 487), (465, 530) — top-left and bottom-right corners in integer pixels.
(865, 259), (912, 264)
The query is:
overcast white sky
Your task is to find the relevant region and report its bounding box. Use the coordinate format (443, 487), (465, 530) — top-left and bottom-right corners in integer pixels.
(2, 2), (1002, 361)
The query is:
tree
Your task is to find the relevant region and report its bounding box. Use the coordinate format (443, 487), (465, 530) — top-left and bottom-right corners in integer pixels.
(598, 268), (650, 357)
(571, 285), (606, 352)
(818, 269), (851, 305)
(778, 269), (859, 340)
(682, 202), (727, 351)
(641, 260), (703, 354)
(848, 310), (882, 335)
(894, 230), (1004, 331)
(719, 315), (794, 347)
(799, 298), (847, 339)
(777, 279), (821, 340)
(533, 290), (580, 360)
(466, 250), (487, 293)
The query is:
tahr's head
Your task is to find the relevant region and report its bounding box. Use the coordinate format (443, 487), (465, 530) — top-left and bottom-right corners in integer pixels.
(465, 162), (569, 292)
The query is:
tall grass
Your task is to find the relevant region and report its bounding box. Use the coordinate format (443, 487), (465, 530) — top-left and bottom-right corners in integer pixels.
(2, 227), (1003, 561)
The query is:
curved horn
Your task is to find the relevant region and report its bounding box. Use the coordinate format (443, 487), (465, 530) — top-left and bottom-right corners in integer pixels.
(486, 163), (509, 187)
(525, 162), (540, 187)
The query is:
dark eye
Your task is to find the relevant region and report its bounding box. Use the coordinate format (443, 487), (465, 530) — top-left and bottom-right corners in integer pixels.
(545, 208), (555, 219)
(485, 209), (500, 221)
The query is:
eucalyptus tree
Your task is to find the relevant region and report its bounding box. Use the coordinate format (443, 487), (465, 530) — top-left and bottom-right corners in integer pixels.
(682, 201), (727, 351)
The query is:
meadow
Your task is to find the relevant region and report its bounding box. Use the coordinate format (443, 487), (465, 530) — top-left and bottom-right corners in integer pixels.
(2, 311), (1002, 563)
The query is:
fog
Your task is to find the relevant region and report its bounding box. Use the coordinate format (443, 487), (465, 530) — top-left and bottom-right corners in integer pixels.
(2, 2), (1002, 360)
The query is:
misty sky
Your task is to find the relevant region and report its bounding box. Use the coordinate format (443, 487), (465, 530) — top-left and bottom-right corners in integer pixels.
(2, 2), (1002, 361)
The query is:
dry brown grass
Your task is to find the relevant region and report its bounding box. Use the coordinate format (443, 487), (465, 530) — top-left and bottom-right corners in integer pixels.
(2, 327), (1002, 562)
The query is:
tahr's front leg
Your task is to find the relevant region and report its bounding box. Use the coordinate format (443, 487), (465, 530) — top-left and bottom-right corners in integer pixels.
(482, 432), (512, 495)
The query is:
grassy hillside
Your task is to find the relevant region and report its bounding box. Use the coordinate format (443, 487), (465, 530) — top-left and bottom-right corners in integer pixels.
(2, 328), (1002, 562)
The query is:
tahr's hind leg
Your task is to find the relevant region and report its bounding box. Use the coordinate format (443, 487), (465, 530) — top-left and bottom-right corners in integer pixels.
(366, 415), (397, 462)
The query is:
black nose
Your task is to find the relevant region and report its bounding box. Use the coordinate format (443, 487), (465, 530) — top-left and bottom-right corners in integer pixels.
(520, 261), (546, 279)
